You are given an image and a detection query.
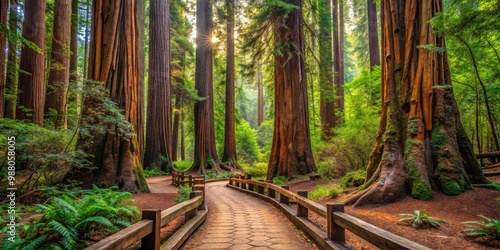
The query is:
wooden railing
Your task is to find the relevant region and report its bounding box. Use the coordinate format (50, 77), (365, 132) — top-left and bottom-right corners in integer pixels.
(228, 176), (431, 250)
(172, 172), (205, 187)
(477, 151), (500, 176)
(86, 184), (206, 250)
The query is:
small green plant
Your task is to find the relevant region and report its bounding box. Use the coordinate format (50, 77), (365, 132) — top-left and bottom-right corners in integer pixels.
(244, 162), (268, 178)
(173, 160), (193, 172)
(175, 185), (192, 204)
(462, 215), (500, 240)
(398, 210), (450, 229)
(340, 170), (366, 188)
(272, 176), (287, 186)
(329, 187), (340, 198)
(144, 166), (169, 177)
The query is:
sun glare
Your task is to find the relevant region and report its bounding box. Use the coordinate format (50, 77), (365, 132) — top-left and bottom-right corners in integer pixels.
(211, 36), (219, 43)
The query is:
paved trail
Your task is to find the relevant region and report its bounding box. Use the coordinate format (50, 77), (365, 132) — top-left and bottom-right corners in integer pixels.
(182, 182), (316, 250)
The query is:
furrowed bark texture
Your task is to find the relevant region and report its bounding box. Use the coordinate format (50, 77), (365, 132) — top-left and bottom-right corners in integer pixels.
(189, 0), (229, 174)
(16, 0), (46, 126)
(75, 0), (148, 193)
(367, 0), (380, 69)
(346, 0), (488, 207)
(45, 0), (72, 129)
(0, 0), (7, 118)
(267, 0), (316, 180)
(144, 0), (173, 171)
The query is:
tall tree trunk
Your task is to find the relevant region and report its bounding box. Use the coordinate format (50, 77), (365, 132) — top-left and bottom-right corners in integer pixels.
(0, 0), (7, 118)
(318, 0), (335, 140)
(136, 0), (145, 160)
(332, 0), (342, 123)
(73, 0), (148, 193)
(189, 0), (230, 174)
(222, 0), (242, 170)
(267, 0), (316, 180)
(172, 93), (181, 162)
(4, 3), (18, 118)
(180, 112), (185, 160)
(346, 0), (488, 207)
(338, 0), (345, 111)
(144, 0), (173, 171)
(367, 0), (380, 69)
(16, 0), (46, 126)
(45, 0), (72, 129)
(69, 0), (78, 84)
(257, 69), (264, 126)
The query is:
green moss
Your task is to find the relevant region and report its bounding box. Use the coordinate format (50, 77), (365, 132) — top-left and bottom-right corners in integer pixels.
(404, 140), (432, 200)
(441, 180), (463, 195)
(431, 130), (447, 150)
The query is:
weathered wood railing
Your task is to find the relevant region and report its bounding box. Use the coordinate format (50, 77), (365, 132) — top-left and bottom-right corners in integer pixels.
(228, 176), (431, 250)
(477, 151), (500, 176)
(86, 185), (206, 250)
(172, 172), (204, 187)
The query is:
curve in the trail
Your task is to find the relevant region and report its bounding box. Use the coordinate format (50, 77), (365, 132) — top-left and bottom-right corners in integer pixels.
(182, 182), (316, 250)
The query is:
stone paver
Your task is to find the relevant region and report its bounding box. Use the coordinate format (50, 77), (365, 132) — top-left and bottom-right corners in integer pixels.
(182, 182), (315, 250)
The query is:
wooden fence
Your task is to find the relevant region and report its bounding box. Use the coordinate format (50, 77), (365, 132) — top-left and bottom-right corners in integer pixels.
(172, 172), (205, 187)
(477, 151), (500, 176)
(85, 183), (206, 250)
(228, 176), (431, 250)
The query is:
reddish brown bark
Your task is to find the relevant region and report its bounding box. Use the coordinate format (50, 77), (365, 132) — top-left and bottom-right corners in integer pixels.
(73, 0), (148, 193)
(222, 0), (242, 170)
(257, 71), (264, 126)
(333, 0), (343, 119)
(16, 0), (46, 126)
(144, 0), (173, 171)
(266, 0), (316, 180)
(367, 0), (380, 69)
(346, 0), (488, 207)
(172, 93), (181, 161)
(45, 0), (72, 129)
(0, 0), (7, 118)
(189, 0), (230, 174)
(69, 0), (78, 84)
(136, 0), (145, 160)
(4, 3), (18, 118)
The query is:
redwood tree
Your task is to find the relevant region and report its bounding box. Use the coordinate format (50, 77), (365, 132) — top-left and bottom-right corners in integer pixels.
(266, 0), (316, 180)
(222, 0), (243, 170)
(367, 0), (380, 69)
(346, 0), (488, 207)
(74, 0), (148, 193)
(45, 0), (72, 129)
(144, 0), (173, 170)
(189, 0), (230, 174)
(16, 0), (46, 126)
(0, 0), (7, 118)
(257, 69), (264, 126)
(4, 3), (18, 118)
(69, 0), (78, 83)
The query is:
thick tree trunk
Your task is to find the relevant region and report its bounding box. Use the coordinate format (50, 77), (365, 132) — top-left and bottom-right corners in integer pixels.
(222, 0), (242, 170)
(189, 0), (230, 174)
(332, 0), (343, 120)
(73, 0), (148, 193)
(70, 0), (78, 84)
(16, 0), (46, 126)
(267, 0), (316, 180)
(144, 0), (173, 171)
(367, 0), (380, 69)
(318, 0), (335, 140)
(0, 0), (7, 118)
(45, 0), (72, 129)
(136, 0), (145, 160)
(4, 3), (18, 118)
(346, 0), (488, 207)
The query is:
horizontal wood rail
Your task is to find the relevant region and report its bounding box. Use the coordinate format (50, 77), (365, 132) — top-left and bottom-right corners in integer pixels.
(172, 171), (204, 187)
(87, 180), (207, 250)
(228, 176), (431, 250)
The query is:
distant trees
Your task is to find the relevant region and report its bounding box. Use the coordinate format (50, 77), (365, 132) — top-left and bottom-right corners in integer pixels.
(346, 0), (488, 207)
(366, 0), (380, 69)
(0, 0), (7, 118)
(266, 0), (316, 180)
(144, 0), (173, 171)
(16, 0), (46, 126)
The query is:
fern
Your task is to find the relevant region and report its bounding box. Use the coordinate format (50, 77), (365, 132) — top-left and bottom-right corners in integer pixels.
(462, 215), (500, 239)
(22, 235), (47, 250)
(398, 210), (450, 229)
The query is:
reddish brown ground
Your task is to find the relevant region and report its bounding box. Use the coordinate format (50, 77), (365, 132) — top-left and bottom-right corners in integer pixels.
(288, 177), (500, 250)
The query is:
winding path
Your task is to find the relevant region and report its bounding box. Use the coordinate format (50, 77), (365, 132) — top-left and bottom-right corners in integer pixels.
(181, 181), (316, 250)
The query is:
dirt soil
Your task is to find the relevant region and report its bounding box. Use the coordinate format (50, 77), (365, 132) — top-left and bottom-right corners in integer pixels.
(288, 177), (500, 250)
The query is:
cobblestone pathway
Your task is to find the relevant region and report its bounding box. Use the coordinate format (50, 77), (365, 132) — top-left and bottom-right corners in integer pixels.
(182, 182), (316, 250)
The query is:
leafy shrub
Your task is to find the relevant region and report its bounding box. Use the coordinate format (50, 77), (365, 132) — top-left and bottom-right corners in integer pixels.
(144, 166), (170, 177)
(272, 176), (287, 186)
(462, 215), (500, 240)
(2, 185), (138, 249)
(340, 170), (366, 188)
(244, 162), (268, 178)
(308, 185), (329, 201)
(205, 170), (232, 180)
(398, 210), (450, 229)
(329, 187), (340, 198)
(256, 120), (273, 160)
(317, 159), (338, 179)
(175, 185), (192, 204)
(235, 120), (260, 165)
(173, 160), (193, 172)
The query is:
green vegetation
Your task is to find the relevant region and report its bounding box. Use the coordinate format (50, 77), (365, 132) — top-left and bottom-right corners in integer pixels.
(144, 166), (170, 177)
(173, 160), (193, 172)
(398, 210), (450, 229)
(1, 185), (138, 249)
(205, 170), (231, 180)
(272, 176), (287, 186)
(308, 185), (340, 201)
(243, 162), (268, 179)
(340, 170), (366, 188)
(462, 215), (500, 240)
(174, 185), (193, 204)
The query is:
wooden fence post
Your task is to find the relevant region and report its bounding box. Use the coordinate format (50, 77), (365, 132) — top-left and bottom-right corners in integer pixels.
(235, 176), (240, 187)
(188, 175), (193, 187)
(257, 184), (264, 194)
(141, 209), (161, 250)
(327, 203), (345, 243)
(247, 174), (253, 191)
(279, 185), (289, 204)
(297, 191), (308, 218)
(266, 180), (275, 199)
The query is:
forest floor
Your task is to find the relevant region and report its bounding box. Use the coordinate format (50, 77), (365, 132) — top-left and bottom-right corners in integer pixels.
(288, 176), (500, 250)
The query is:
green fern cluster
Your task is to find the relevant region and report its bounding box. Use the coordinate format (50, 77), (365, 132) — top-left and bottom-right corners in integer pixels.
(175, 185), (192, 204)
(462, 215), (500, 240)
(2, 185), (139, 250)
(398, 210), (451, 229)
